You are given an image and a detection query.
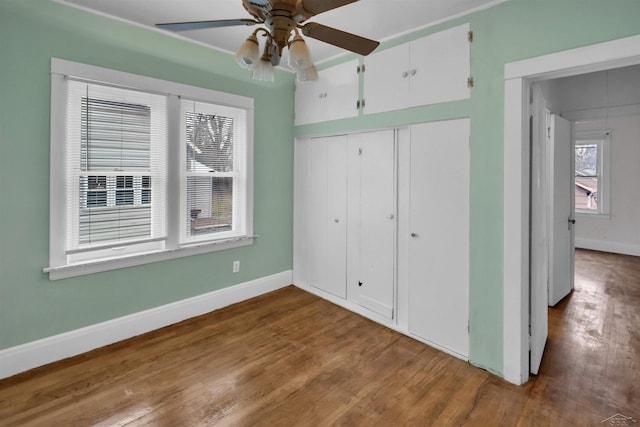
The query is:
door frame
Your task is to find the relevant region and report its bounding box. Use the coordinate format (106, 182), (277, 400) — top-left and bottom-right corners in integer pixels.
(502, 34), (640, 385)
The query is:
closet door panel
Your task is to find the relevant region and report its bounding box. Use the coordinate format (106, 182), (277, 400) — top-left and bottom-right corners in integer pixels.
(307, 139), (329, 294)
(325, 137), (348, 298)
(408, 119), (470, 358)
(308, 136), (348, 298)
(349, 130), (396, 318)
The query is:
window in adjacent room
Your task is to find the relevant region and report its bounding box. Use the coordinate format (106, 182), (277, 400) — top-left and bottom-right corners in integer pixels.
(574, 131), (610, 215)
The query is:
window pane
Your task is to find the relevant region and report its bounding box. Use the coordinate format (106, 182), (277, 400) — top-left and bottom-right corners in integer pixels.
(81, 97), (151, 171)
(78, 205), (152, 245)
(575, 144), (598, 211)
(187, 176), (233, 237)
(185, 112), (234, 173)
(82, 176), (107, 207)
(79, 176), (152, 245)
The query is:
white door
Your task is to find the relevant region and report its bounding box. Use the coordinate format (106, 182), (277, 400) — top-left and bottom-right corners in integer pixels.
(409, 23), (471, 108)
(528, 86), (549, 375)
(548, 114), (574, 306)
(407, 119), (470, 358)
(363, 43), (410, 115)
(308, 136), (348, 298)
(294, 60), (359, 125)
(348, 130), (396, 318)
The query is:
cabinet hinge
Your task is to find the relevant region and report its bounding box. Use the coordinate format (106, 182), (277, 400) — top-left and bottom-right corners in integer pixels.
(357, 64), (366, 74)
(467, 76), (474, 88)
(356, 99), (366, 110)
(468, 30), (474, 43)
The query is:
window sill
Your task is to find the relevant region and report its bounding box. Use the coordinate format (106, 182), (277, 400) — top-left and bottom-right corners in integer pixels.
(575, 211), (610, 220)
(44, 235), (256, 281)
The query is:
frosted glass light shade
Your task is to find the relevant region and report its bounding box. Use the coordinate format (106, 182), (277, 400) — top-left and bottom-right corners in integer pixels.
(253, 58), (275, 82)
(287, 34), (312, 71)
(296, 64), (318, 82)
(235, 34), (260, 70)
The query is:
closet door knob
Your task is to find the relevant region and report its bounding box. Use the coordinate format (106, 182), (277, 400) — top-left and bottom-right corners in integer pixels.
(411, 233), (418, 238)
(388, 214), (395, 220)
(334, 219), (340, 223)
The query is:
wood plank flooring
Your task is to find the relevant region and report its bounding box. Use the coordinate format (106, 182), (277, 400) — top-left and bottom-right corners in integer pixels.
(0, 249), (638, 426)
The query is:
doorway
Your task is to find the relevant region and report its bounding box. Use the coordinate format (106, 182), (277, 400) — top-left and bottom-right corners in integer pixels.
(502, 34), (640, 385)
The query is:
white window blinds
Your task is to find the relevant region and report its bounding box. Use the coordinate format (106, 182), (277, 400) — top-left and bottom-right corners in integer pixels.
(65, 80), (167, 253)
(181, 100), (246, 242)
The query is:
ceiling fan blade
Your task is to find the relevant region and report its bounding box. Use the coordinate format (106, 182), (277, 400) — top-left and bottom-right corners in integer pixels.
(301, 0), (359, 15)
(156, 19), (259, 32)
(301, 22), (379, 56)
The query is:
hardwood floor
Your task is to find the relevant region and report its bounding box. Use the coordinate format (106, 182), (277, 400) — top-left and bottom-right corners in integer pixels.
(0, 249), (638, 426)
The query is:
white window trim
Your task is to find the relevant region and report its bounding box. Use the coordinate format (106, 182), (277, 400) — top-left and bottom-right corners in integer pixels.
(574, 129), (611, 217)
(45, 58), (255, 280)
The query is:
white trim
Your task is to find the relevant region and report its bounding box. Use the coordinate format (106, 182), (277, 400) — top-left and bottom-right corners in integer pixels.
(576, 238), (640, 257)
(503, 33), (640, 385)
(504, 35), (640, 80)
(562, 104), (640, 122)
(0, 271), (292, 380)
(52, 58), (254, 110)
(44, 236), (256, 280)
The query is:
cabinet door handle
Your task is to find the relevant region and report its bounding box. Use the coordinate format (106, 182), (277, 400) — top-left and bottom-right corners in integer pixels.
(410, 69), (417, 76)
(411, 232), (418, 238)
(402, 71), (409, 78)
(334, 218), (340, 223)
(388, 214), (395, 220)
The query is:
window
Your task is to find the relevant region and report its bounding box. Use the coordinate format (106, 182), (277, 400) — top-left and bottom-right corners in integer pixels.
(574, 131), (610, 215)
(181, 100), (247, 243)
(47, 59), (254, 279)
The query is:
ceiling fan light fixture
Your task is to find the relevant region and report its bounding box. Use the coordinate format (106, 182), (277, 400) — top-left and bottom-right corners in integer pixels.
(253, 55), (275, 82)
(296, 63), (318, 82)
(287, 33), (313, 71)
(235, 33), (260, 69)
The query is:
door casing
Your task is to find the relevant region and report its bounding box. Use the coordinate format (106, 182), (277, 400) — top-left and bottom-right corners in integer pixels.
(503, 34), (640, 385)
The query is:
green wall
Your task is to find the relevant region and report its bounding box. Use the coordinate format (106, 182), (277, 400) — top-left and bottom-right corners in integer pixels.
(294, 0), (640, 375)
(0, 0), (295, 348)
(1, 0), (639, 378)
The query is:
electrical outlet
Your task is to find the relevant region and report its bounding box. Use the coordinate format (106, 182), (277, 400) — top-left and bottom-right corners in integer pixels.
(233, 260), (240, 273)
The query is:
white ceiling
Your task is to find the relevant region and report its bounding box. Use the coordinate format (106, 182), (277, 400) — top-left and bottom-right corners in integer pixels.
(58, 0), (506, 67)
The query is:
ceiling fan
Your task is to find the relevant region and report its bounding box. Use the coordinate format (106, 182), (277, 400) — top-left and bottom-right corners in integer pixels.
(156, 0), (380, 82)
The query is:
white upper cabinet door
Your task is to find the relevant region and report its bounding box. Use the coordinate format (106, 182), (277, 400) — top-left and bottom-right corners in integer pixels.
(409, 23), (470, 107)
(362, 43), (410, 115)
(364, 23), (470, 115)
(294, 60), (360, 126)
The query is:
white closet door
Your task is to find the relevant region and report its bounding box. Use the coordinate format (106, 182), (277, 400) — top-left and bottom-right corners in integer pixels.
(308, 136), (348, 298)
(408, 118), (470, 358)
(348, 130), (396, 318)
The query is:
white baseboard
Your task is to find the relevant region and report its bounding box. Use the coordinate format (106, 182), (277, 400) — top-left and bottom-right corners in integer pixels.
(0, 271), (292, 380)
(575, 238), (640, 257)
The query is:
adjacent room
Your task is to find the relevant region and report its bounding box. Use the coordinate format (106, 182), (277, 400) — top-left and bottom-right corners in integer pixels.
(0, 0), (638, 424)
